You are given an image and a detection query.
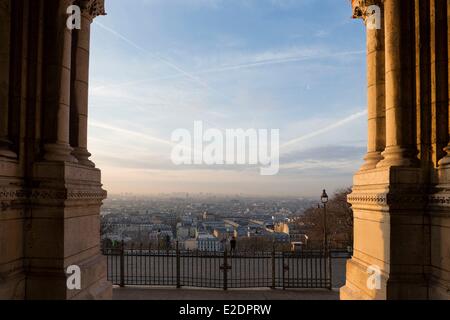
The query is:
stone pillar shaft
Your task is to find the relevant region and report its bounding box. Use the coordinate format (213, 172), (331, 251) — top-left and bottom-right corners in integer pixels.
(71, 12), (94, 167)
(0, 0), (15, 159)
(42, 2), (77, 163)
(437, 0), (450, 166)
(429, 0), (448, 165)
(379, 0), (419, 167)
(362, 1), (386, 170)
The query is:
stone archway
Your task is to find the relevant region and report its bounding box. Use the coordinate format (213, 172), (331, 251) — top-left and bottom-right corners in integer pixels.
(0, 0), (448, 300)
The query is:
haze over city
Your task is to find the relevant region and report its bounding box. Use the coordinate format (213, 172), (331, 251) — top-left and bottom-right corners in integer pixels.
(88, 0), (367, 196)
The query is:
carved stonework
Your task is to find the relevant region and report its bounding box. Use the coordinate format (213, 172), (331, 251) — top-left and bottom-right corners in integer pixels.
(77, 0), (106, 20)
(351, 0), (383, 21)
(347, 193), (387, 205)
(0, 187), (107, 202)
(348, 192), (427, 207)
(429, 195), (450, 206)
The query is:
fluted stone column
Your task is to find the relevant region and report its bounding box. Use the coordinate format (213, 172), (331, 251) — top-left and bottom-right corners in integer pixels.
(0, 0), (16, 159)
(355, 0), (386, 170)
(428, 0), (450, 300)
(342, 0), (430, 300)
(24, 0), (111, 300)
(42, 0), (77, 163)
(70, 1), (96, 167)
(437, 0), (450, 166)
(378, 0), (419, 167)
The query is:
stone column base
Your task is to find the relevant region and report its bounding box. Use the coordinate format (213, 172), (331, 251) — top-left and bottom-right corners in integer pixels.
(340, 257), (387, 300)
(22, 161), (112, 300)
(343, 166), (430, 300)
(0, 269), (26, 300)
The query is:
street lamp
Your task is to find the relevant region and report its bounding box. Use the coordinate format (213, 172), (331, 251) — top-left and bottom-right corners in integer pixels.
(321, 189), (329, 253)
(157, 229), (161, 251)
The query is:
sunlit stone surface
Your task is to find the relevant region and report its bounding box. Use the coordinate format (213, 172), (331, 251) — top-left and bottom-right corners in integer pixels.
(342, 0), (449, 300)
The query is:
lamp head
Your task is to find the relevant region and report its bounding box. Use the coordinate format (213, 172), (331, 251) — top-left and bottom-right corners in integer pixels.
(321, 189), (329, 204)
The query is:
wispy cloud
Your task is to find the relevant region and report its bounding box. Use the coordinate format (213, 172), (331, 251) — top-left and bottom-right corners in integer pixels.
(88, 0), (367, 195)
(94, 21), (234, 103)
(91, 47), (364, 91)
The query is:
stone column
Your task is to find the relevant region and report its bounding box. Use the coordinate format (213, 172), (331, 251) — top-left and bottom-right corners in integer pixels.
(378, 0), (419, 167)
(437, 0), (450, 166)
(0, 0), (16, 159)
(427, 0), (450, 300)
(353, 0), (386, 170)
(42, 0), (77, 163)
(24, 0), (111, 300)
(70, 1), (98, 167)
(342, 0), (430, 300)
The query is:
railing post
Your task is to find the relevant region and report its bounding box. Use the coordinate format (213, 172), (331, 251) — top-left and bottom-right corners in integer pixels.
(176, 241), (181, 288)
(282, 251), (286, 290)
(328, 249), (333, 290)
(120, 240), (125, 287)
(271, 246), (276, 289)
(223, 249), (228, 290)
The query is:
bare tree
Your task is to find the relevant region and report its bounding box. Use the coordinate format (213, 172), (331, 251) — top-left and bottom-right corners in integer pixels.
(297, 188), (353, 246)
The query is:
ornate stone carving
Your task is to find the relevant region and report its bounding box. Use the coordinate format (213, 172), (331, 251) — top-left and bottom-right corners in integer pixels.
(351, 0), (383, 21)
(348, 193), (387, 205)
(0, 187), (107, 202)
(77, 0), (106, 20)
(429, 195), (450, 206)
(348, 191), (427, 206)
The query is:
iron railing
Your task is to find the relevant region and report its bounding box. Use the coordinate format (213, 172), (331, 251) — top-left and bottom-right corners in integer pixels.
(103, 242), (333, 290)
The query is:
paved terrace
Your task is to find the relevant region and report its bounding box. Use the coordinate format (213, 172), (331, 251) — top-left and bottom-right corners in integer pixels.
(112, 257), (346, 300)
(113, 287), (340, 300)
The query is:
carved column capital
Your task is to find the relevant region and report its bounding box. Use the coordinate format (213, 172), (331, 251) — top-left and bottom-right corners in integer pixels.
(76, 0), (106, 20)
(351, 0), (383, 21)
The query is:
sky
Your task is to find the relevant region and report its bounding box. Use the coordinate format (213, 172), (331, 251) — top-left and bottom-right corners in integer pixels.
(87, 0), (368, 197)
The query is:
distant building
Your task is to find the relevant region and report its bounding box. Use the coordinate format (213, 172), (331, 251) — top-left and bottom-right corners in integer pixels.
(197, 234), (222, 252)
(274, 221), (289, 234)
(183, 239), (198, 250)
(149, 230), (173, 243)
(176, 222), (197, 240)
(213, 226), (234, 240)
(234, 226), (248, 238)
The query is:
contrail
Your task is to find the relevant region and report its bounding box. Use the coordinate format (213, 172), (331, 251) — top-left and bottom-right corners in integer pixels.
(89, 120), (200, 154)
(90, 120), (175, 147)
(92, 50), (365, 91)
(197, 50), (365, 74)
(93, 21), (232, 102)
(280, 109), (368, 153)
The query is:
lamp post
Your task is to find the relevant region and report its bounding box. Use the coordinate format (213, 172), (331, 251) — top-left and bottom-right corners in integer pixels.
(157, 229), (161, 251)
(321, 189), (329, 252)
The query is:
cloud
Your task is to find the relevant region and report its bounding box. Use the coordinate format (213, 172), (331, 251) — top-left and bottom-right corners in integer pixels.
(91, 47), (364, 91)
(93, 21), (233, 103)
(88, 0), (367, 196)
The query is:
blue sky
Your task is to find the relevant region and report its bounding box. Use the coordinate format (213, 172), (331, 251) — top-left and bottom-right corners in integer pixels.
(88, 0), (368, 197)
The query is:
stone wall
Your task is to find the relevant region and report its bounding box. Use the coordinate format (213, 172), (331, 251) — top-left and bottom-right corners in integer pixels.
(0, 0), (111, 300)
